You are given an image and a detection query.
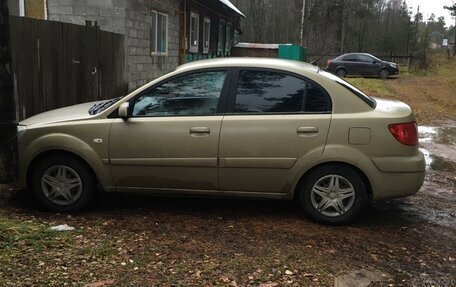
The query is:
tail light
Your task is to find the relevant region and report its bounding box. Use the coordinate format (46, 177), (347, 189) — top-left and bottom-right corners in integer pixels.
(388, 122), (418, 146)
(326, 59), (333, 67)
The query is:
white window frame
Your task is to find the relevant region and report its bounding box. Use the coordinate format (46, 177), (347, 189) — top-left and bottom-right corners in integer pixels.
(189, 12), (200, 53)
(203, 17), (211, 54)
(217, 19), (225, 55)
(19, 0), (25, 16)
(151, 10), (168, 56)
(225, 22), (232, 54)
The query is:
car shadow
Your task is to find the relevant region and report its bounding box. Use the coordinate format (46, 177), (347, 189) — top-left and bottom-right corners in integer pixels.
(5, 188), (420, 228)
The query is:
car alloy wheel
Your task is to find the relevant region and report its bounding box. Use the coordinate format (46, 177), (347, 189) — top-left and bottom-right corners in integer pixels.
(310, 174), (355, 217)
(299, 164), (368, 224)
(32, 154), (96, 212)
(41, 165), (83, 206)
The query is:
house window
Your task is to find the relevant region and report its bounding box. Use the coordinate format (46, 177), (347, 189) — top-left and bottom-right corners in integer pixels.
(203, 17), (211, 54)
(189, 12), (199, 53)
(151, 10), (168, 55)
(225, 22), (232, 54)
(217, 19), (225, 55)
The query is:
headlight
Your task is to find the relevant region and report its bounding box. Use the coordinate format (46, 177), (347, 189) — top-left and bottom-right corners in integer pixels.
(389, 63), (397, 68)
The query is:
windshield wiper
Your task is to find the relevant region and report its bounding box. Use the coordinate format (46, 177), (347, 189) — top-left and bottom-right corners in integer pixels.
(89, 97), (121, 115)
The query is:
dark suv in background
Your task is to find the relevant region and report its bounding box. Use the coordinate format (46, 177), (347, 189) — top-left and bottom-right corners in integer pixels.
(326, 53), (399, 79)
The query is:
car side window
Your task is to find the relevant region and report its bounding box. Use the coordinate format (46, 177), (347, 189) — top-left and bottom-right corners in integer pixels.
(343, 55), (358, 62)
(305, 82), (332, 112)
(358, 55), (374, 63)
(233, 70), (331, 114)
(132, 71), (226, 117)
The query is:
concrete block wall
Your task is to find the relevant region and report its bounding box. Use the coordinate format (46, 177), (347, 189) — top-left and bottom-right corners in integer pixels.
(125, 0), (180, 90)
(48, 0), (126, 34)
(47, 0), (181, 91)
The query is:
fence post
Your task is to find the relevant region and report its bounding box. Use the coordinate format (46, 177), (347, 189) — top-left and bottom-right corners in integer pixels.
(407, 56), (411, 73)
(0, 0), (18, 183)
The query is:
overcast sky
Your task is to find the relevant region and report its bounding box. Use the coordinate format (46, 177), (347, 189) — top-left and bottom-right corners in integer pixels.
(406, 0), (455, 26)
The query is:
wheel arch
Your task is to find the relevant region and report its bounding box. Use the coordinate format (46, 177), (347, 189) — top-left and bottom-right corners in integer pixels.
(293, 161), (373, 201)
(335, 66), (348, 74)
(26, 149), (97, 189)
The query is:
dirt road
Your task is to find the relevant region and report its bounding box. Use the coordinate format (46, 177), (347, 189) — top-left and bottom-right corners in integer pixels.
(0, 121), (455, 286)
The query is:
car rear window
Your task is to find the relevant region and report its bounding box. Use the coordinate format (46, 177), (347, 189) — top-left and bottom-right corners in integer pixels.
(319, 70), (376, 108)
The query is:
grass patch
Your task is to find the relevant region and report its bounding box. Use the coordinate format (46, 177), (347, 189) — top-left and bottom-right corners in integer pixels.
(345, 77), (394, 98)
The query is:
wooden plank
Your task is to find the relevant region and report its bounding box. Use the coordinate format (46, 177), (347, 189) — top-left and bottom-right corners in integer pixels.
(39, 20), (62, 112)
(30, 18), (41, 116)
(85, 24), (99, 102)
(66, 23), (85, 106)
(10, 16), (21, 120)
(114, 33), (127, 98)
(99, 31), (114, 100)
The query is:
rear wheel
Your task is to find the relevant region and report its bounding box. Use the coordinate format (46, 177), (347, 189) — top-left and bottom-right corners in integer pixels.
(299, 165), (368, 224)
(379, 69), (390, 79)
(31, 155), (95, 212)
(336, 69), (347, 78)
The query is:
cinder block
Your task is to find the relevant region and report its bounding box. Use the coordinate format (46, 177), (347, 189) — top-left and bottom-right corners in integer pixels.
(87, 0), (113, 8)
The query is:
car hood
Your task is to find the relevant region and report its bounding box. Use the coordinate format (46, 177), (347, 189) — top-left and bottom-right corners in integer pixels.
(20, 101), (103, 126)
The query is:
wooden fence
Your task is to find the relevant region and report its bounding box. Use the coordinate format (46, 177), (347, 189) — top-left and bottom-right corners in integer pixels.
(10, 16), (127, 120)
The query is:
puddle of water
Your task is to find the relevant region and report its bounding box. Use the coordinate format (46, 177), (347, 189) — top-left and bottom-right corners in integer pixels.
(419, 148), (432, 170)
(418, 126), (438, 136)
(418, 126), (438, 169)
(439, 127), (456, 146)
(418, 124), (456, 170)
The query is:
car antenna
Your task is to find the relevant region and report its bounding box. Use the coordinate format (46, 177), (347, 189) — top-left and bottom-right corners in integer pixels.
(310, 50), (333, 66)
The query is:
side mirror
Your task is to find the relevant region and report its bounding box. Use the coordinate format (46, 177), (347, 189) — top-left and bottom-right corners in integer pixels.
(118, 102), (130, 119)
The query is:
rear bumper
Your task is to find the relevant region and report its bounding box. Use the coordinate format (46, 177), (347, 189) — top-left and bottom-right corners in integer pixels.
(369, 150), (425, 200)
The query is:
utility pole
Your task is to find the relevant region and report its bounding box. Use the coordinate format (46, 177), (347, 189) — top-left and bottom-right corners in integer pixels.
(0, 0), (18, 183)
(300, 0), (305, 47)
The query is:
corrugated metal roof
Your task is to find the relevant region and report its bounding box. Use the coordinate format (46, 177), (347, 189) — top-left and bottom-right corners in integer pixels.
(218, 0), (246, 18)
(235, 42), (292, 49)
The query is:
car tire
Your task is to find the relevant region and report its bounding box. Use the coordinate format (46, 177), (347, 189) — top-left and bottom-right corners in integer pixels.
(336, 69), (347, 78)
(298, 165), (368, 224)
(31, 154), (95, 212)
(379, 69), (390, 79)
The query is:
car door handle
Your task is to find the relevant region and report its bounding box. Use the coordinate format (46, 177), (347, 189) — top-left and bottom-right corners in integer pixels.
(297, 127), (319, 137)
(189, 127), (210, 135)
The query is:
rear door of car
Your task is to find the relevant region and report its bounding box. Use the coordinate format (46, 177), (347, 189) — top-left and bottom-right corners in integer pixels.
(342, 55), (359, 74)
(109, 69), (231, 192)
(218, 68), (332, 194)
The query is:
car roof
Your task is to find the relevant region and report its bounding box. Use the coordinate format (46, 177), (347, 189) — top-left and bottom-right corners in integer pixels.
(176, 57), (320, 74)
(337, 53), (375, 59)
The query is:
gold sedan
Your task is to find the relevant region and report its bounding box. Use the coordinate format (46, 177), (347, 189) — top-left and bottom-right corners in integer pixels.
(15, 58), (425, 224)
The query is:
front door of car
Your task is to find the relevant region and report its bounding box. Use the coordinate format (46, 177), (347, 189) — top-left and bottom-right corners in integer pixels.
(357, 55), (378, 75)
(218, 69), (332, 194)
(109, 70), (230, 192)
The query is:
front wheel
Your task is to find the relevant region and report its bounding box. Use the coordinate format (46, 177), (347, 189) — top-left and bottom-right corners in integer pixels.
(31, 155), (96, 212)
(379, 69), (390, 79)
(299, 165), (368, 224)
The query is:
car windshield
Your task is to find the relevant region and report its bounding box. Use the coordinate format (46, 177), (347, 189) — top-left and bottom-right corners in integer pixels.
(88, 97), (122, 115)
(318, 70), (376, 108)
(369, 54), (382, 62)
